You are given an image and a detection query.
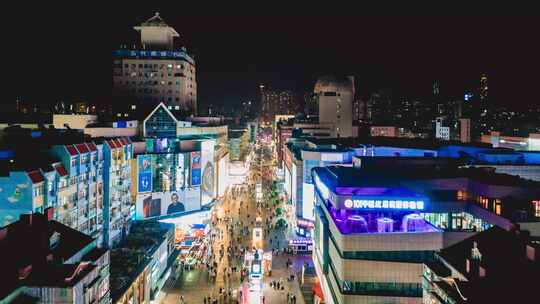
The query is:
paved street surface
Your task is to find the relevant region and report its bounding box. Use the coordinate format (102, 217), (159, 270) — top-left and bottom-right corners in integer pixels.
(161, 142), (310, 304)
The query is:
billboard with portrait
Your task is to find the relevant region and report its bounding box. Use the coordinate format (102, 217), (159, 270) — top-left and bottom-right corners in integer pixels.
(136, 189), (201, 219)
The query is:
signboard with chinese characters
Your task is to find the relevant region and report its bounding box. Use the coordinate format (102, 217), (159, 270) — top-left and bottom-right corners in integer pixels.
(343, 198), (426, 211)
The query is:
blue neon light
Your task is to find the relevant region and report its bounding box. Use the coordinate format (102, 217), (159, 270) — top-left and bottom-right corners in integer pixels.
(313, 174), (330, 201)
(113, 50), (195, 65)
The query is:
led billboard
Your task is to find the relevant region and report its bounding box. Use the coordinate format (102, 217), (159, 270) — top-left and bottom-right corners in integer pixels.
(136, 188), (201, 219)
(137, 155), (153, 193)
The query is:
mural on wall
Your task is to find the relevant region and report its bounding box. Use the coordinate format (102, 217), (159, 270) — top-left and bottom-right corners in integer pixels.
(200, 140), (216, 205)
(0, 172), (32, 227)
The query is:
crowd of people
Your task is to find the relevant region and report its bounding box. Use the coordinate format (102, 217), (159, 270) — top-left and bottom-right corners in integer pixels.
(171, 146), (305, 303)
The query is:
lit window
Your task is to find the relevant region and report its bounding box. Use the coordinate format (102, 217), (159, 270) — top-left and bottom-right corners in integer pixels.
(533, 201), (540, 218)
(131, 105), (136, 110)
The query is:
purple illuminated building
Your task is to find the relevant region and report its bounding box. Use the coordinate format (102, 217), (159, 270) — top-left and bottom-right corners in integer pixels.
(310, 163), (540, 304)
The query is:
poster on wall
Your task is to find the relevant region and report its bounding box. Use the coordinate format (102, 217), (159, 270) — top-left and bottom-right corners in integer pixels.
(191, 151), (201, 186)
(137, 155), (152, 193)
(136, 189), (201, 219)
(201, 140), (216, 206)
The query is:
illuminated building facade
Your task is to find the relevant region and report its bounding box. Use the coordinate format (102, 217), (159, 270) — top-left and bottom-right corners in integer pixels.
(113, 13), (197, 114)
(311, 163), (540, 304)
(50, 142), (105, 245)
(100, 138), (133, 247)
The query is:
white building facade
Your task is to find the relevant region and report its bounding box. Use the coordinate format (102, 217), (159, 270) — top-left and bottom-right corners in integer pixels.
(113, 13), (197, 114)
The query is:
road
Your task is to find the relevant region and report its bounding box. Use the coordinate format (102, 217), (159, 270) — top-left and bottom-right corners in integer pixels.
(161, 138), (308, 304)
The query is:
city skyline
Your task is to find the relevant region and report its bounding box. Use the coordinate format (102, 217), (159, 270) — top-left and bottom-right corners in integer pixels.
(7, 8), (540, 111)
(4, 8), (540, 303)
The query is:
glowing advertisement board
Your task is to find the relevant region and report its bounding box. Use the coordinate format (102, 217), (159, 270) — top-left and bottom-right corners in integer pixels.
(190, 151), (201, 186)
(302, 183), (315, 221)
(343, 198), (426, 211)
(137, 155), (152, 193)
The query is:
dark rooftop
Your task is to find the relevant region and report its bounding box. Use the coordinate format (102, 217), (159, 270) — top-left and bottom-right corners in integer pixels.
(435, 227), (540, 303)
(0, 213), (96, 299)
(109, 221), (173, 302)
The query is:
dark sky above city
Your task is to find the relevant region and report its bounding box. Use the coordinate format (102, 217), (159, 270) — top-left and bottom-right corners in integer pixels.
(7, 5), (540, 112)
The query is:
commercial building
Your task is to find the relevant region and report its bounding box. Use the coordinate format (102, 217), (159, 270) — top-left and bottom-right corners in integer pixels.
(133, 135), (221, 220)
(113, 13), (197, 114)
(281, 136), (540, 238)
(311, 162), (540, 303)
(0, 211), (110, 304)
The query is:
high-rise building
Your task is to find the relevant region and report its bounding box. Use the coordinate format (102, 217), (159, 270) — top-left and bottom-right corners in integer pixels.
(366, 90), (392, 125)
(480, 74), (488, 104)
(260, 85), (296, 123)
(113, 13), (197, 114)
(478, 73), (489, 134)
(304, 92), (318, 117)
(314, 75), (354, 138)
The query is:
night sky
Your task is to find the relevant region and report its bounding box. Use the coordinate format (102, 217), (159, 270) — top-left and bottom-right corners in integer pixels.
(7, 6), (540, 112)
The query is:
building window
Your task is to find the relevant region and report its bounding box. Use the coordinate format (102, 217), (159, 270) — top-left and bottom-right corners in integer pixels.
(494, 199), (502, 215)
(533, 201), (540, 218)
(457, 190), (467, 201)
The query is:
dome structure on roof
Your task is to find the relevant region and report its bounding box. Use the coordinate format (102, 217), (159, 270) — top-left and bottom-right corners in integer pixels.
(314, 75), (354, 95)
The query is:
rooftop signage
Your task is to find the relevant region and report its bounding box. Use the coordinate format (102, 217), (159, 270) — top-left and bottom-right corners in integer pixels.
(113, 50), (195, 65)
(343, 198), (426, 211)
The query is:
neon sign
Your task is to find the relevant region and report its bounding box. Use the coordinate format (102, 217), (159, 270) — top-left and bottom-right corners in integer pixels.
(344, 199), (425, 210)
(289, 238), (313, 245)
